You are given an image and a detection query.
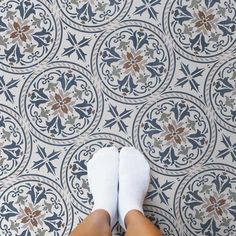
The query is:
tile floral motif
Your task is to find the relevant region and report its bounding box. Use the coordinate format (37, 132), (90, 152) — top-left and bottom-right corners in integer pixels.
(92, 21), (174, 102)
(0, 0), (235, 236)
(176, 165), (236, 235)
(165, 0), (236, 60)
(134, 95), (216, 174)
(0, 177), (72, 236)
(20, 62), (102, 144)
(0, 0), (60, 73)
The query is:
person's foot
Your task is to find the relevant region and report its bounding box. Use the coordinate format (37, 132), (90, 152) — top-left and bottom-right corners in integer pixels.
(87, 146), (119, 228)
(118, 146), (150, 230)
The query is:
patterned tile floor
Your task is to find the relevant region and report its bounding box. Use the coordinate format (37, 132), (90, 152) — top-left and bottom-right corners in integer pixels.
(0, 0), (236, 235)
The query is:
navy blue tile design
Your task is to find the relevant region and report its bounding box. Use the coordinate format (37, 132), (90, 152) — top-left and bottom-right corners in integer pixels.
(0, 0), (236, 235)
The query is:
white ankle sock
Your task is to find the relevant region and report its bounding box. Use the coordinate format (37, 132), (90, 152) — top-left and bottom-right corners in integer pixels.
(87, 146), (119, 228)
(118, 146), (150, 230)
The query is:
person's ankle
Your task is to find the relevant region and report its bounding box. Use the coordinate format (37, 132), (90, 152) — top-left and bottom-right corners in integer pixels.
(124, 209), (144, 228)
(91, 209), (111, 226)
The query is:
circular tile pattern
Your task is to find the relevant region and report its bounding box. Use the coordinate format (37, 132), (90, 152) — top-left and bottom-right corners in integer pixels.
(0, 0), (60, 73)
(93, 21), (174, 103)
(134, 94), (215, 175)
(207, 58), (236, 131)
(165, 0), (236, 61)
(22, 62), (101, 144)
(0, 176), (72, 236)
(176, 164), (236, 236)
(56, 0), (130, 32)
(61, 134), (130, 212)
(0, 105), (30, 180)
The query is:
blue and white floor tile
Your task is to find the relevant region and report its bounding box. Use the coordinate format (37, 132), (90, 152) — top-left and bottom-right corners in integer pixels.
(0, 0), (235, 235)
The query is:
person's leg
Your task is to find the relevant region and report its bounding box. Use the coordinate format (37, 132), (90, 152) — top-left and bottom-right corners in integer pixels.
(125, 210), (163, 236)
(69, 209), (111, 236)
(69, 146), (119, 236)
(118, 147), (163, 236)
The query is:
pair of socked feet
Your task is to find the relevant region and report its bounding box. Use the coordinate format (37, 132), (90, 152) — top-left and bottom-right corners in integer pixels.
(87, 146), (150, 230)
